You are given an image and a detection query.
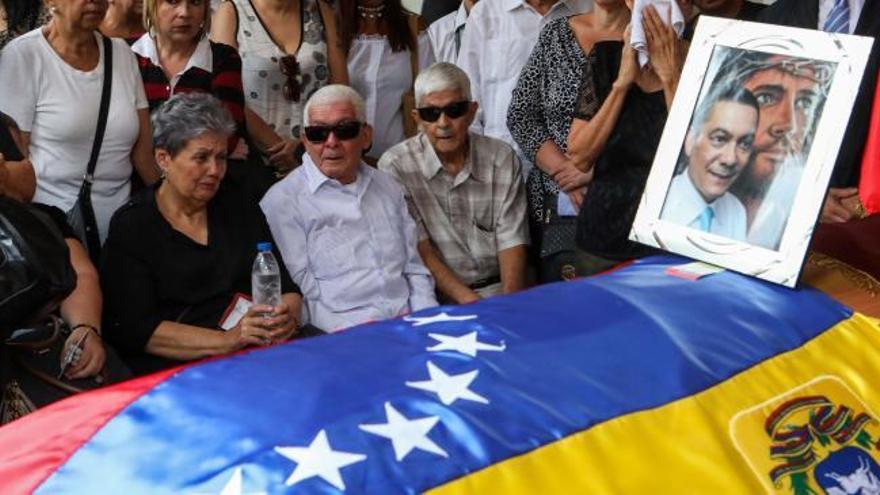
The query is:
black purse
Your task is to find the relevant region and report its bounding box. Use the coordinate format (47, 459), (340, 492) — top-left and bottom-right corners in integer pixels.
(67, 35), (113, 264)
(0, 197), (76, 333)
(536, 191), (580, 282)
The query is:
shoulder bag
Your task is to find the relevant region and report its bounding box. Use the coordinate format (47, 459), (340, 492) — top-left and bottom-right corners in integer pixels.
(67, 35), (113, 264)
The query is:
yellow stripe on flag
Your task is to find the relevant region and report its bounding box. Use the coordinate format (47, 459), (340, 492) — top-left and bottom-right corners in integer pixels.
(429, 314), (880, 494)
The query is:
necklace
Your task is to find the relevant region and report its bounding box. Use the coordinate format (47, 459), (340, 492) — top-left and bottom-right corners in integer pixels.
(357, 4), (385, 19)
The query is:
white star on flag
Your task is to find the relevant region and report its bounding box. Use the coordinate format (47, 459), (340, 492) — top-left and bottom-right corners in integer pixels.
(359, 402), (448, 462)
(427, 332), (506, 357)
(213, 467), (266, 495)
(406, 361), (489, 406)
(274, 430), (367, 490)
(403, 312), (477, 327)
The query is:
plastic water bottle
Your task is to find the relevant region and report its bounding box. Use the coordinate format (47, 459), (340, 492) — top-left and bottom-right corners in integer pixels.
(252, 242), (281, 317)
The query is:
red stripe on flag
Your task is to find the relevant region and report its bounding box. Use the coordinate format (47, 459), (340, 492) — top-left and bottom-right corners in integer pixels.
(0, 368), (180, 494)
(859, 70), (880, 215)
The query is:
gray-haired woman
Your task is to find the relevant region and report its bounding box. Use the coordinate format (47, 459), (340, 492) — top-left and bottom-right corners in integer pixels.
(100, 93), (303, 376)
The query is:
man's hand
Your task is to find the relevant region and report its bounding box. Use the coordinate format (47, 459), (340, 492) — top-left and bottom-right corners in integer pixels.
(821, 187), (860, 223)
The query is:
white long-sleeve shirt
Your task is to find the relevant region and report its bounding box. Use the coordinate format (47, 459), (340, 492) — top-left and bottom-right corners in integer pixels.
(260, 155), (438, 332)
(456, 0), (591, 158)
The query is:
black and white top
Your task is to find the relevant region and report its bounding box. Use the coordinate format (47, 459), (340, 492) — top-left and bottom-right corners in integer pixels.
(507, 17), (598, 223)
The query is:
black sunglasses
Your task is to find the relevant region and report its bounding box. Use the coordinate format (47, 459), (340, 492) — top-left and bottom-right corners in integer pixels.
(279, 55), (301, 102)
(416, 101), (470, 122)
(303, 121), (363, 143)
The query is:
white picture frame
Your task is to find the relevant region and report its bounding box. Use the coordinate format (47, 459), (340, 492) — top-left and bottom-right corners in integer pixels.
(629, 16), (874, 287)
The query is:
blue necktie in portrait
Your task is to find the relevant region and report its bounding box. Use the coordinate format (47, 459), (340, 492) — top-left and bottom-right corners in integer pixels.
(699, 206), (715, 232)
(824, 0), (851, 33)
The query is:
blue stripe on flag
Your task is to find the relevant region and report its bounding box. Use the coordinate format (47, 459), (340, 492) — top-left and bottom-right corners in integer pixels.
(37, 256), (850, 494)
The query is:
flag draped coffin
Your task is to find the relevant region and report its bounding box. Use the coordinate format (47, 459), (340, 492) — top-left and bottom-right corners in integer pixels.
(1, 256), (879, 494)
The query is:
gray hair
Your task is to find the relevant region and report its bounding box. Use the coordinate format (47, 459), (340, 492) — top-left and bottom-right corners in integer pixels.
(414, 62), (472, 107)
(303, 85), (367, 126)
(151, 93), (236, 156)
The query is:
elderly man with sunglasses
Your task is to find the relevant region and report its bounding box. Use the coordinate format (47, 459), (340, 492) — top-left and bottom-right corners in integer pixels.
(379, 63), (529, 304)
(260, 85), (438, 333)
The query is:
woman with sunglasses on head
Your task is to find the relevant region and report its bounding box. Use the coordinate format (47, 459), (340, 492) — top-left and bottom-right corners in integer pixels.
(212, 0), (348, 173)
(338, 0), (435, 162)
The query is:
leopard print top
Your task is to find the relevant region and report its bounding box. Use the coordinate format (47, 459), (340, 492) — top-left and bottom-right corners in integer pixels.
(507, 17), (599, 223)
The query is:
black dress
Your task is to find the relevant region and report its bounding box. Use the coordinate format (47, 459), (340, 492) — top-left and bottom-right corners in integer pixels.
(100, 181), (300, 375)
(575, 41), (667, 260)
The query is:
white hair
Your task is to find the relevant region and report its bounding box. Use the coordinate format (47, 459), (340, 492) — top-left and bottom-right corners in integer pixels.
(414, 62), (472, 107)
(302, 85), (367, 126)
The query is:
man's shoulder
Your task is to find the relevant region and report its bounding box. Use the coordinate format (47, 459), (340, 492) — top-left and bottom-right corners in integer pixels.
(471, 133), (518, 167)
(261, 166), (309, 209)
(363, 163), (406, 195)
(428, 10), (457, 39)
(379, 135), (424, 168)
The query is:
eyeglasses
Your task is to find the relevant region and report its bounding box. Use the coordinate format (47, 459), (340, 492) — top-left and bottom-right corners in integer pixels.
(279, 55), (301, 102)
(303, 122), (364, 143)
(416, 101), (470, 122)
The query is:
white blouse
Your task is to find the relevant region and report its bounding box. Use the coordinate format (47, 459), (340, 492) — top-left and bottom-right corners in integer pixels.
(347, 32), (434, 159)
(0, 29), (148, 242)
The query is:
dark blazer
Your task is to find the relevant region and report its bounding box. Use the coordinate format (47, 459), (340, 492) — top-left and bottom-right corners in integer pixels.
(758, 0), (880, 188)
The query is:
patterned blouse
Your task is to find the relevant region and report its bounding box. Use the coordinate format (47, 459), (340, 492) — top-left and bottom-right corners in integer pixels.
(507, 17), (599, 223)
(133, 37), (246, 151)
(232, 0), (330, 141)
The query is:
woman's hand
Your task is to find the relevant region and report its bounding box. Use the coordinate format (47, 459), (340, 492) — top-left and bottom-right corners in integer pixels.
(553, 160), (593, 192)
(643, 5), (685, 86)
(227, 305), (277, 351)
(267, 138), (299, 172)
(615, 25), (639, 89)
(567, 187), (587, 212)
(264, 302), (299, 343)
(62, 327), (106, 379)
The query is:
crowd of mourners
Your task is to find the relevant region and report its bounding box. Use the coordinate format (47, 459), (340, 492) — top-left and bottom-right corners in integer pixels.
(0, 0), (877, 417)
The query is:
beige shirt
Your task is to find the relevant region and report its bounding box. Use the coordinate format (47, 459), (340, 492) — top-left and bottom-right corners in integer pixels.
(379, 133), (530, 295)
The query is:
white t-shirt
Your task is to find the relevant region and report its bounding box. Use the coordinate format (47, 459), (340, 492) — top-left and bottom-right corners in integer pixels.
(0, 29), (148, 242)
(347, 32), (434, 159)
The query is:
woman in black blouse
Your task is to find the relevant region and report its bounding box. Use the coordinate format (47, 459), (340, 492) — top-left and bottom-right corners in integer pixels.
(566, 0), (691, 264)
(101, 93), (303, 375)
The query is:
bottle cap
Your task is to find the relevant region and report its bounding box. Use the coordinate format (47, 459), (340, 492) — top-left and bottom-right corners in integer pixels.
(257, 242), (273, 252)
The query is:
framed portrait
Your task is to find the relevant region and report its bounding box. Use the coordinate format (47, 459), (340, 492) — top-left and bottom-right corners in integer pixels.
(630, 16), (874, 288)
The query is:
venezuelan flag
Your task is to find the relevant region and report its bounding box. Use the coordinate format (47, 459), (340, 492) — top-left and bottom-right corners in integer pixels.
(0, 256), (878, 494)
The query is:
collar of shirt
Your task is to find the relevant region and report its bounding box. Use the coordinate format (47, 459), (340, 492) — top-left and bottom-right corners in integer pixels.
(502, 0), (588, 14)
(818, 0), (866, 34)
(416, 133), (487, 186)
(454, 2), (469, 30)
(302, 152), (373, 199)
(132, 33), (214, 75)
(669, 171), (713, 226)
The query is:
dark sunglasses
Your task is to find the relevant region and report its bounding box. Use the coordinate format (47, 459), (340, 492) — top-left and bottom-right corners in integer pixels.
(416, 101), (470, 122)
(279, 55), (301, 102)
(303, 121), (364, 143)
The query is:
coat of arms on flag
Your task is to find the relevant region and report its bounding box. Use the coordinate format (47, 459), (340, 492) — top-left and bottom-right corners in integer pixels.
(732, 376), (880, 495)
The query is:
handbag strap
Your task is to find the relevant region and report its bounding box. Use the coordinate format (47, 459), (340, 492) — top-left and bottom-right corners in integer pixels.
(83, 35), (113, 187)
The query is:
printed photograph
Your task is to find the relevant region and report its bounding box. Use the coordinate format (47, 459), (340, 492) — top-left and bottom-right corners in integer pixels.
(660, 46), (836, 251)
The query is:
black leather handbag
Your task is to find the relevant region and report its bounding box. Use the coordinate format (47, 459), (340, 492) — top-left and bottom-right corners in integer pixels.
(0, 196), (76, 333)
